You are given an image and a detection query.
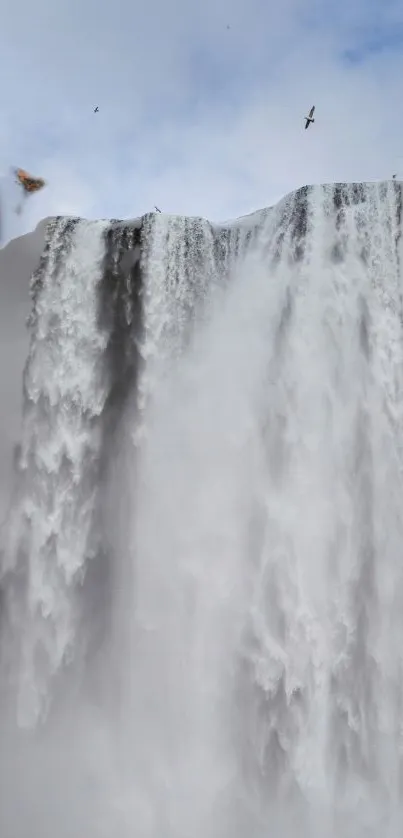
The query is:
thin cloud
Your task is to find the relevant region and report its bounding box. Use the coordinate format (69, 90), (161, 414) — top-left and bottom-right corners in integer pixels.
(0, 0), (403, 240)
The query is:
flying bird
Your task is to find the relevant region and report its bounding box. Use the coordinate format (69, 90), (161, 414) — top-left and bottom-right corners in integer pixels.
(94, 106), (99, 113)
(13, 167), (46, 215)
(154, 205), (161, 212)
(304, 105), (315, 129)
(0, 166), (46, 240)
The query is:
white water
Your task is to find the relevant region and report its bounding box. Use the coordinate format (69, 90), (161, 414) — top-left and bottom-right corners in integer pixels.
(2, 184), (403, 837)
(1, 217), (110, 727)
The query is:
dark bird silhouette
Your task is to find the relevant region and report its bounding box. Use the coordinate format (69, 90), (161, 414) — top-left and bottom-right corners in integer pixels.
(304, 105), (315, 129)
(154, 206), (161, 212)
(94, 106), (99, 113)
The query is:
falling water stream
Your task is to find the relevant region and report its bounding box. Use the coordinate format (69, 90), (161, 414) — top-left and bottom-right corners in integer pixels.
(1, 183), (403, 837)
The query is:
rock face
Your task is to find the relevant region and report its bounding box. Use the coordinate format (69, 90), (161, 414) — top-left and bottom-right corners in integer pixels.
(1, 181), (403, 837)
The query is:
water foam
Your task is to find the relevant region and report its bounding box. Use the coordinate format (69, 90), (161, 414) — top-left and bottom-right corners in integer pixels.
(2, 184), (403, 836)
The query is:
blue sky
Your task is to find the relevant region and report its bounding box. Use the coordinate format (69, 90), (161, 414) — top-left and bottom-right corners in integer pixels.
(1, 0), (403, 241)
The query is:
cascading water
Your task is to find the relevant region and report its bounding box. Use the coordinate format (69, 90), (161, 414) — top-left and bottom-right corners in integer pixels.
(1, 183), (403, 838)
